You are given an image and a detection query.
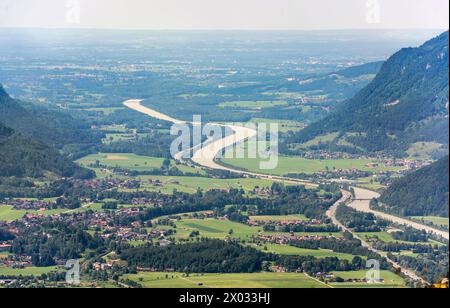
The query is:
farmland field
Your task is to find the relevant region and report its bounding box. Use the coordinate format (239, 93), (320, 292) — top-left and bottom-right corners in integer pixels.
(330, 270), (406, 288)
(132, 175), (286, 194)
(0, 206), (69, 222)
(123, 272), (328, 288)
(258, 244), (359, 261)
(218, 101), (288, 109)
(0, 266), (60, 276)
(410, 216), (449, 228)
(77, 153), (204, 175)
(249, 215), (308, 222)
(0, 204), (103, 222)
(407, 142), (444, 160)
(0, 206), (26, 222)
(249, 118), (305, 132)
(175, 218), (261, 240)
(221, 152), (405, 176)
(356, 231), (434, 245)
(77, 153), (166, 171)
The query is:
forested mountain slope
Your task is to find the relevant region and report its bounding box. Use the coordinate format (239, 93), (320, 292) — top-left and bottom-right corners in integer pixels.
(0, 121), (94, 179)
(379, 156), (449, 217)
(295, 32), (449, 156)
(0, 84), (101, 157)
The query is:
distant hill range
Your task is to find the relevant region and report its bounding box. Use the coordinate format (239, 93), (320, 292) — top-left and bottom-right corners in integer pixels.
(1, 85), (95, 179)
(294, 31), (449, 156)
(379, 156), (449, 217)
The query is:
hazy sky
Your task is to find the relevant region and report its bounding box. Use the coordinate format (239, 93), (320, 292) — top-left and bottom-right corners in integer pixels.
(0, 0), (448, 30)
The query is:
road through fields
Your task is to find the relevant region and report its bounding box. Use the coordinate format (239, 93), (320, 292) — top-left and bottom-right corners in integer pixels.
(124, 99), (448, 240)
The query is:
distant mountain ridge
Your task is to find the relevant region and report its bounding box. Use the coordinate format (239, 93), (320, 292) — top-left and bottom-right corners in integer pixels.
(295, 31), (449, 156)
(379, 156), (449, 217)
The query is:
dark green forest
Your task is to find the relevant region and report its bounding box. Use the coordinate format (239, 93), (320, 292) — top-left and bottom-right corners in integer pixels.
(0, 85), (102, 158)
(0, 121), (94, 179)
(120, 239), (264, 273)
(378, 156), (449, 217)
(1, 86), (95, 180)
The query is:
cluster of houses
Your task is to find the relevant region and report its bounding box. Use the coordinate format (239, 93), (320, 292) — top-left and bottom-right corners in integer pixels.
(77, 178), (141, 191)
(128, 197), (164, 207)
(0, 243), (12, 253)
(250, 187), (272, 197)
(303, 150), (356, 160)
(0, 199), (55, 211)
(257, 234), (336, 245)
(313, 272), (385, 283)
(248, 217), (323, 227)
(0, 278), (17, 286)
(1, 256), (33, 269)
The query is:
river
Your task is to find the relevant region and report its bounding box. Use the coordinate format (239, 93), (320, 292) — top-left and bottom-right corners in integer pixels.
(124, 99), (449, 241)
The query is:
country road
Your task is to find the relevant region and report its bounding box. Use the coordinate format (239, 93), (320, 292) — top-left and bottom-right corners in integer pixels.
(349, 187), (449, 240)
(124, 99), (448, 239)
(124, 99), (448, 283)
(326, 191), (430, 285)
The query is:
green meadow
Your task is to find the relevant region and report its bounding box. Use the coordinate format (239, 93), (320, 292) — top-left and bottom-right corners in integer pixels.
(175, 218), (261, 240)
(219, 101), (288, 109)
(249, 118), (305, 132)
(330, 270), (406, 288)
(0, 203), (103, 222)
(123, 272), (328, 288)
(410, 216), (449, 228)
(77, 153), (203, 175)
(258, 244), (359, 261)
(128, 175), (284, 194)
(221, 146), (405, 176)
(77, 153), (166, 171)
(164, 217), (362, 261)
(0, 266), (60, 276)
(249, 215), (308, 222)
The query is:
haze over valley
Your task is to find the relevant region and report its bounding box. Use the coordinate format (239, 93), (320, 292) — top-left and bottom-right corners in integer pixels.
(0, 1), (448, 291)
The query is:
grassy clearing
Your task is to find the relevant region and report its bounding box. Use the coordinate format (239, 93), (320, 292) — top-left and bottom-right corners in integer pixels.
(172, 218), (357, 260)
(221, 149), (405, 176)
(0, 203), (104, 222)
(356, 231), (430, 245)
(99, 124), (129, 133)
(84, 107), (124, 115)
(0, 206), (26, 222)
(218, 101), (288, 109)
(301, 133), (340, 148)
(356, 177), (386, 191)
(0, 206), (69, 222)
(258, 244), (358, 261)
(77, 153), (165, 171)
(330, 270), (406, 288)
(176, 218), (261, 240)
(0, 266), (60, 276)
(123, 272), (327, 288)
(410, 216), (449, 228)
(249, 118), (305, 132)
(133, 175), (283, 194)
(77, 153), (204, 175)
(249, 215), (308, 222)
(407, 142), (443, 160)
